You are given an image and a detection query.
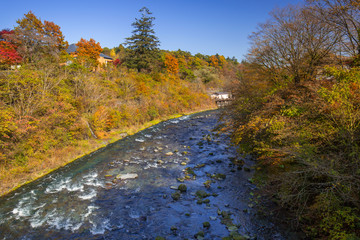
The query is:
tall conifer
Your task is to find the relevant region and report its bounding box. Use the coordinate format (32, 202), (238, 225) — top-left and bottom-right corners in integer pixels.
(125, 7), (160, 72)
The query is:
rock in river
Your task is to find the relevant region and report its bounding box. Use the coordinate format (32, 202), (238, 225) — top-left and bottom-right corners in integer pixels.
(178, 184), (187, 192)
(116, 173), (138, 180)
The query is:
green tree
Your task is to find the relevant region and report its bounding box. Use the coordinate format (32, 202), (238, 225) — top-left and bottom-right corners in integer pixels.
(125, 7), (160, 72)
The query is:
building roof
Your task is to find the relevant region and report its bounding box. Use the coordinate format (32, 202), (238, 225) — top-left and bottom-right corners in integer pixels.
(211, 92), (230, 95)
(99, 53), (113, 60)
(66, 44), (78, 54)
(66, 44), (113, 60)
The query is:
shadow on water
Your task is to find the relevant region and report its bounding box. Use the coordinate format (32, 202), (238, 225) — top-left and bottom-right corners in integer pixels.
(0, 110), (301, 239)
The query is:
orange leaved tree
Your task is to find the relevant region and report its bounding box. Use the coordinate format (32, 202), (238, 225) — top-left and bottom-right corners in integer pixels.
(14, 11), (68, 62)
(164, 53), (179, 75)
(75, 38), (102, 68)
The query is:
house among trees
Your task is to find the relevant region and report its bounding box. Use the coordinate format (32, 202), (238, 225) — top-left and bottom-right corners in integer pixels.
(66, 43), (113, 66)
(210, 92), (231, 100)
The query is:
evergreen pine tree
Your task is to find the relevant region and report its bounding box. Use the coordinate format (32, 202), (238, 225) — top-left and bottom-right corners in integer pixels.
(125, 7), (160, 72)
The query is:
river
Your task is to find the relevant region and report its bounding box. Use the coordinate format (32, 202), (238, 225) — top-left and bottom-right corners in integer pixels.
(0, 110), (298, 239)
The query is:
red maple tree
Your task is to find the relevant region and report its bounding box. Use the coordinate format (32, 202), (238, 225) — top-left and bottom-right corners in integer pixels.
(0, 30), (22, 68)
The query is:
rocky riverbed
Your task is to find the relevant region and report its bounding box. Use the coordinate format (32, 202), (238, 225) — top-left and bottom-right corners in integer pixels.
(0, 110), (300, 239)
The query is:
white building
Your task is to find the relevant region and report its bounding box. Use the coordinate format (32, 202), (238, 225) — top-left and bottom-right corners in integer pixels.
(210, 92), (231, 100)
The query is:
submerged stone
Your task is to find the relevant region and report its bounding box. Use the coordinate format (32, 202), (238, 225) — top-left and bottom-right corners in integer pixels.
(195, 163), (205, 168)
(214, 173), (226, 180)
(203, 222), (210, 228)
(196, 190), (209, 199)
(171, 192), (181, 201)
(177, 177), (185, 182)
(165, 152), (173, 156)
(194, 231), (205, 238)
(203, 180), (212, 188)
(116, 173), (138, 180)
(178, 184), (187, 192)
(227, 225), (238, 232)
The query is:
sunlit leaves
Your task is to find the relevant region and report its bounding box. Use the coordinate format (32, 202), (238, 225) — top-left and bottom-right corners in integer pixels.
(75, 38), (102, 67)
(14, 11), (68, 62)
(164, 53), (179, 75)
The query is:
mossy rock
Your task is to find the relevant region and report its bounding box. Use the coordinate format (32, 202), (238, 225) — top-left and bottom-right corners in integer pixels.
(203, 180), (212, 188)
(185, 167), (196, 176)
(196, 190), (209, 199)
(195, 163), (205, 168)
(155, 237), (166, 240)
(194, 231), (205, 238)
(170, 226), (178, 231)
(222, 237), (232, 240)
(171, 192), (181, 201)
(230, 232), (248, 240)
(177, 177), (185, 182)
(227, 225), (238, 232)
(203, 222), (210, 228)
(203, 199), (210, 204)
(221, 211), (231, 218)
(214, 173), (226, 180)
(178, 184), (187, 192)
(232, 159), (245, 166)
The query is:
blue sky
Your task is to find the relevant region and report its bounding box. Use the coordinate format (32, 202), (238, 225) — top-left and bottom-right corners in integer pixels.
(1, 0), (303, 61)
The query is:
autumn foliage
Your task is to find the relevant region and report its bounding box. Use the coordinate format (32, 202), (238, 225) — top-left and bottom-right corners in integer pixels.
(13, 11), (68, 62)
(164, 53), (179, 75)
(0, 30), (22, 68)
(225, 1), (360, 239)
(76, 38), (102, 66)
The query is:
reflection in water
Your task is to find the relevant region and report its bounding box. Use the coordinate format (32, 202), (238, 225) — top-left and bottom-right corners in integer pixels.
(0, 110), (297, 239)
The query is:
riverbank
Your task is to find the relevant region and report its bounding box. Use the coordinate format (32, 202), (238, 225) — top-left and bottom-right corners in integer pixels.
(0, 106), (217, 197)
